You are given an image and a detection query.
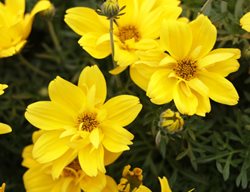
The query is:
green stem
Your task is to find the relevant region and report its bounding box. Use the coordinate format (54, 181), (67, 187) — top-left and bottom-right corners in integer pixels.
(18, 54), (49, 78)
(109, 18), (116, 68)
(199, 0), (214, 14)
(47, 20), (62, 52)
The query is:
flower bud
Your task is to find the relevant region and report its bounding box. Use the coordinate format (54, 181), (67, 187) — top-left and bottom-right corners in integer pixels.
(101, 0), (120, 19)
(159, 109), (184, 134)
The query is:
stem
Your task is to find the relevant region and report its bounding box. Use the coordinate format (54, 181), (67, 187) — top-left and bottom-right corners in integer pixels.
(47, 20), (62, 52)
(199, 0), (214, 14)
(109, 18), (116, 68)
(18, 54), (49, 78)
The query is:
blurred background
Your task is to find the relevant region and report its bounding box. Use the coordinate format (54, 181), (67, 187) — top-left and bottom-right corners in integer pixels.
(0, 0), (250, 191)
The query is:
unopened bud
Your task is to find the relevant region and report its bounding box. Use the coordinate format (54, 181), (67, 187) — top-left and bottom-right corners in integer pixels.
(159, 109), (184, 134)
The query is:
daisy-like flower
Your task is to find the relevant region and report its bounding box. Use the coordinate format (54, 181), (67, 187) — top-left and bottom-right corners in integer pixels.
(133, 14), (240, 116)
(25, 65), (142, 177)
(64, 0), (182, 73)
(240, 12), (250, 32)
(22, 141), (118, 192)
(0, 0), (52, 58)
(0, 84), (11, 134)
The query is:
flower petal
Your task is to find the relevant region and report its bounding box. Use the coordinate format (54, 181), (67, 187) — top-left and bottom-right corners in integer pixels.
(147, 69), (176, 104)
(78, 145), (105, 176)
(64, 7), (108, 36)
(130, 64), (157, 90)
(49, 76), (85, 114)
(198, 48), (240, 68)
(173, 81), (198, 115)
(198, 71), (239, 105)
(102, 95), (142, 127)
(33, 131), (70, 163)
(102, 123), (134, 153)
(189, 14), (216, 59)
(6, 0), (25, 15)
(78, 33), (111, 59)
(240, 12), (250, 32)
(158, 177), (172, 192)
(0, 123), (12, 134)
(78, 65), (107, 106)
(161, 19), (192, 60)
(25, 101), (76, 130)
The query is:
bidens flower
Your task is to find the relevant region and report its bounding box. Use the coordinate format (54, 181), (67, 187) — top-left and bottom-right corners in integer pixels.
(25, 65), (142, 177)
(0, 84), (11, 134)
(240, 12), (250, 32)
(64, 0), (182, 73)
(22, 142), (117, 192)
(0, 0), (52, 58)
(135, 14), (240, 116)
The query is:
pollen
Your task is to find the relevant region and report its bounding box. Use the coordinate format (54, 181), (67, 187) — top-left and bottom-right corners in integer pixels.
(117, 25), (140, 43)
(77, 113), (99, 132)
(173, 59), (197, 80)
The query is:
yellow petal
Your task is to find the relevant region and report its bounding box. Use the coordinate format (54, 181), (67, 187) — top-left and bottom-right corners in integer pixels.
(78, 65), (107, 105)
(188, 78), (209, 97)
(5, 0), (25, 15)
(130, 64), (156, 91)
(189, 14), (216, 59)
(158, 177), (172, 192)
(114, 45), (138, 67)
(0, 84), (8, 95)
(173, 81), (198, 115)
(104, 149), (122, 166)
(198, 71), (239, 105)
(206, 58), (240, 77)
(198, 48), (240, 68)
(102, 95), (142, 127)
(240, 12), (250, 32)
(78, 33), (111, 59)
(161, 19), (192, 60)
(51, 150), (78, 179)
(102, 123), (134, 153)
(65, 7), (108, 36)
(0, 40), (26, 58)
(136, 185), (152, 192)
(25, 101), (76, 130)
(32, 131), (70, 163)
(0, 123), (12, 134)
(79, 145), (105, 176)
(147, 69), (176, 104)
(194, 91), (211, 117)
(102, 176), (118, 192)
(109, 66), (127, 75)
(89, 128), (102, 149)
(30, 0), (52, 17)
(80, 172), (107, 192)
(49, 76), (86, 114)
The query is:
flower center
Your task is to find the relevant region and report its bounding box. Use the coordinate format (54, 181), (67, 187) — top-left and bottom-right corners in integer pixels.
(117, 25), (140, 43)
(62, 159), (81, 178)
(77, 113), (99, 132)
(173, 59), (197, 80)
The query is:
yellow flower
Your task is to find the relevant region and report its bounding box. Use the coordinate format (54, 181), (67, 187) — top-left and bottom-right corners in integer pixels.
(134, 14), (240, 116)
(22, 143), (117, 192)
(0, 0), (52, 58)
(0, 84), (11, 134)
(0, 183), (6, 192)
(64, 0), (181, 72)
(240, 12), (250, 32)
(25, 65), (142, 177)
(159, 109), (184, 134)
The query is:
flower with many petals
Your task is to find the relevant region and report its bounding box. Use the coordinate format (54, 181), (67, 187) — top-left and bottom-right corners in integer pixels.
(240, 12), (250, 32)
(25, 65), (142, 177)
(0, 0), (52, 58)
(0, 84), (11, 134)
(64, 0), (182, 73)
(133, 14), (240, 116)
(22, 139), (118, 192)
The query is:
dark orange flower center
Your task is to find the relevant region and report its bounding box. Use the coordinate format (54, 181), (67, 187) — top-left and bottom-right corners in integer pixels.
(62, 159), (82, 178)
(77, 113), (99, 132)
(173, 59), (197, 80)
(117, 25), (140, 43)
